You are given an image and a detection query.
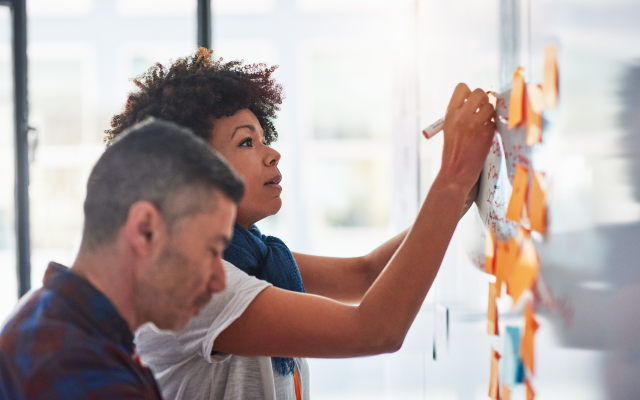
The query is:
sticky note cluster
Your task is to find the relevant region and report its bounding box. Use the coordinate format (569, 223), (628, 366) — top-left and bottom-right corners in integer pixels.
(483, 44), (558, 400)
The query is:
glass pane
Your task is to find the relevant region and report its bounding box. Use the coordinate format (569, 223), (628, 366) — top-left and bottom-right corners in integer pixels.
(0, 6), (17, 323)
(312, 50), (393, 139)
(27, 0), (94, 18)
(27, 0), (197, 289)
(316, 157), (391, 227)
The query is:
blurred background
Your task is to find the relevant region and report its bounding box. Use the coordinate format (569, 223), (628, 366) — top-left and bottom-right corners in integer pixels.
(1, 0), (640, 398)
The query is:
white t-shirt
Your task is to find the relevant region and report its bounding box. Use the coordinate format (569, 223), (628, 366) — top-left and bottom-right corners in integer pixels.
(135, 261), (310, 400)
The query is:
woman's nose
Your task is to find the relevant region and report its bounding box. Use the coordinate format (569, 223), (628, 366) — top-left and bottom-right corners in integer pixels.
(265, 147), (281, 166)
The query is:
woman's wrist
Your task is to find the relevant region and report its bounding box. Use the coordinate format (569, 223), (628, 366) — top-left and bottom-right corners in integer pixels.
(431, 170), (471, 202)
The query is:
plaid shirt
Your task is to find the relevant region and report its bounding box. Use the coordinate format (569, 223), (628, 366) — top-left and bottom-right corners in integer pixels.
(0, 262), (163, 400)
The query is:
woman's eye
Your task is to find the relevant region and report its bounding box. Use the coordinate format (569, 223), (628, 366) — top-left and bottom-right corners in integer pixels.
(239, 137), (253, 147)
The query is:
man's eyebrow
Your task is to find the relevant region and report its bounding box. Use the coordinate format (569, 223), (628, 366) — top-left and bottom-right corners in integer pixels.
(222, 236), (232, 247)
(231, 124), (255, 138)
(213, 235), (232, 248)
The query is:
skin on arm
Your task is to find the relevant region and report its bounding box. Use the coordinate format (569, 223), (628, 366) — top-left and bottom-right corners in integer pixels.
(293, 228), (408, 304)
(213, 84), (495, 359)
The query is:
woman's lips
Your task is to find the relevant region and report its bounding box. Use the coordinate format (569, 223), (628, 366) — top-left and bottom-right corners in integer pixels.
(265, 174), (282, 190)
(265, 182), (282, 190)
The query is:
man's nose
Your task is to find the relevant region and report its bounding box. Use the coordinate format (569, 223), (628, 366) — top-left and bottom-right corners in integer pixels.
(208, 258), (227, 293)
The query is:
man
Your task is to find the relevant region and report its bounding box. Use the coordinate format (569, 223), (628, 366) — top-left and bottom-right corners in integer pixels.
(0, 119), (249, 399)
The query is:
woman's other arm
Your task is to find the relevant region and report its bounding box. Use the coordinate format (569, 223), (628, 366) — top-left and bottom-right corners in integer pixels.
(213, 84), (495, 358)
(292, 229), (408, 304)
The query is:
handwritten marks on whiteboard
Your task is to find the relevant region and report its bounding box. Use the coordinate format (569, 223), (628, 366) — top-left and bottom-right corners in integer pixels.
(496, 90), (531, 184)
(475, 133), (517, 242)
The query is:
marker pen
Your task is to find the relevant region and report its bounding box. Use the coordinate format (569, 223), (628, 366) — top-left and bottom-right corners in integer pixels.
(421, 91), (496, 139)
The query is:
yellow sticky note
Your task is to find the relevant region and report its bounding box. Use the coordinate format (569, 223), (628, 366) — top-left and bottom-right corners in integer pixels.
(529, 171), (547, 234)
(508, 67), (525, 129)
(502, 384), (511, 400)
(526, 84), (544, 145)
(495, 237), (518, 296)
(507, 234), (539, 303)
(543, 45), (559, 108)
(506, 164), (529, 223)
(526, 380), (535, 400)
(489, 348), (501, 400)
(488, 282), (499, 336)
(521, 302), (539, 375)
(485, 229), (497, 275)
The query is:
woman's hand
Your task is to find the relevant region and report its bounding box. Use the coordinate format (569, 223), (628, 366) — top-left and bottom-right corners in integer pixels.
(440, 84), (495, 195)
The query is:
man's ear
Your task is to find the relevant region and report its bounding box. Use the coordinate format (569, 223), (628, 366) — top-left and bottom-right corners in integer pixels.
(122, 201), (167, 256)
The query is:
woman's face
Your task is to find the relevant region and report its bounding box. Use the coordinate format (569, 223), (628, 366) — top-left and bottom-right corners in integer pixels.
(209, 109), (282, 228)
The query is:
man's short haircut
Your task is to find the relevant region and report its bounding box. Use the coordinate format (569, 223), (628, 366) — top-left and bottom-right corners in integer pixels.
(82, 118), (244, 249)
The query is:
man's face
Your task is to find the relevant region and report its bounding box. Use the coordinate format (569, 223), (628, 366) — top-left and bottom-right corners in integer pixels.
(140, 193), (236, 331)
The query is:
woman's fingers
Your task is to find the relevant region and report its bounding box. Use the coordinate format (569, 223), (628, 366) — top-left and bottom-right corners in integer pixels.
(447, 83), (472, 111)
(475, 101), (495, 123)
(463, 88), (490, 116)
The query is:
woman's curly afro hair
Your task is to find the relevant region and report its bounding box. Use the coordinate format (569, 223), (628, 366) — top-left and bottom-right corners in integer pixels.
(105, 47), (283, 145)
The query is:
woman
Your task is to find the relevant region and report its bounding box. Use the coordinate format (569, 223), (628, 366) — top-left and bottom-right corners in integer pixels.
(106, 48), (494, 399)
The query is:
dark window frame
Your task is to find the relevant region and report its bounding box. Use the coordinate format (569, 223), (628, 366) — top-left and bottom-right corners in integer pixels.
(0, 0), (211, 299)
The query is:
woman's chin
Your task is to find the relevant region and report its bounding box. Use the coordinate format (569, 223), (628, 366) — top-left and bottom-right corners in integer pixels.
(239, 199), (282, 225)
(262, 199), (283, 219)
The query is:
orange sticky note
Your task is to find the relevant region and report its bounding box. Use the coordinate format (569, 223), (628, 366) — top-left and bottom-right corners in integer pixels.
(506, 164), (529, 222)
(526, 379), (535, 400)
(508, 67), (525, 129)
(542, 45), (559, 108)
(488, 282), (499, 336)
(495, 238), (518, 296)
(529, 171), (547, 234)
(507, 235), (539, 303)
(489, 348), (501, 400)
(526, 84), (544, 145)
(502, 384), (511, 400)
(521, 302), (539, 375)
(485, 229), (497, 275)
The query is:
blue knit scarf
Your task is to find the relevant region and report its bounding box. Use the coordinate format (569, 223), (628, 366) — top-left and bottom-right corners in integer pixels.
(223, 223), (305, 376)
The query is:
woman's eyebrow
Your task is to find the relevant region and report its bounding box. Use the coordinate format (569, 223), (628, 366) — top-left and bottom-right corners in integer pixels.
(231, 124), (255, 138)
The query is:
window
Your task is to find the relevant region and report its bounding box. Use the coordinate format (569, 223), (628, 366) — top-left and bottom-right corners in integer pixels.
(0, 6), (17, 322)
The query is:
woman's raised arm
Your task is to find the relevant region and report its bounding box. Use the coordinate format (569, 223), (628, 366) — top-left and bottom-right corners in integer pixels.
(212, 84), (496, 358)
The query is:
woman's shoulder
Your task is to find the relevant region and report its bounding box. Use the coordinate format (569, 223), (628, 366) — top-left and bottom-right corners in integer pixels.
(222, 260), (273, 291)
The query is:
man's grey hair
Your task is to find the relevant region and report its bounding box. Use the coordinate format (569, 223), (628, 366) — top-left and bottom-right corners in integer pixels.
(82, 118), (244, 249)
